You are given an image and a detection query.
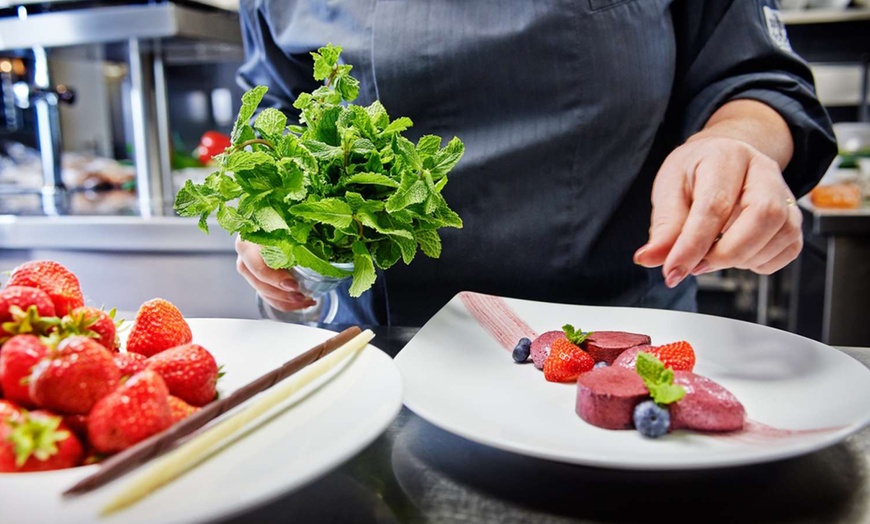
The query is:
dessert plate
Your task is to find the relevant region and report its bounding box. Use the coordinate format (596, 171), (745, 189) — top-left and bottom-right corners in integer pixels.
(395, 292), (870, 470)
(0, 319), (403, 523)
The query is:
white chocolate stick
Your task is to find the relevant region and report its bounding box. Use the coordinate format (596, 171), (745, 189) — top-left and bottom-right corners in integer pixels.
(101, 329), (375, 516)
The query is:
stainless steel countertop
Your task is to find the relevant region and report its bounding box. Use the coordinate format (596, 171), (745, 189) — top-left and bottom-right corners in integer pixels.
(0, 214), (235, 252)
(799, 199), (870, 236)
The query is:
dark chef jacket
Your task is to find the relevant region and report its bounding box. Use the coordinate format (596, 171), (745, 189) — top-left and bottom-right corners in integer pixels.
(237, 0), (837, 327)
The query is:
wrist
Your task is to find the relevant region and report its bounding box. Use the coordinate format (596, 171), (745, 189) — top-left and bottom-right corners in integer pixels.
(689, 99), (794, 170)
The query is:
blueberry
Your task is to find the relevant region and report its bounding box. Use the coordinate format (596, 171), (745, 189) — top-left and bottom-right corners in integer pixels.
(512, 337), (532, 363)
(594, 361), (608, 369)
(633, 400), (670, 439)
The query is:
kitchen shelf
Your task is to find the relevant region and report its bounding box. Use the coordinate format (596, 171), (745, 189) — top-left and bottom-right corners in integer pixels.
(780, 7), (870, 25)
(0, 2), (241, 51)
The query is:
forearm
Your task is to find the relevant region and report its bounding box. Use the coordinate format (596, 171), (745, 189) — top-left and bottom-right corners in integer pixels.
(687, 99), (794, 171)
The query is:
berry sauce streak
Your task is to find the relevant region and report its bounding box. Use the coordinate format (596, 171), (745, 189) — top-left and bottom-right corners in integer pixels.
(711, 419), (840, 443)
(459, 292), (537, 351)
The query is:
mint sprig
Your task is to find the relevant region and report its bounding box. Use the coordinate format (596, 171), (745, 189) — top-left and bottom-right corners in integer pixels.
(562, 324), (592, 346)
(174, 43), (465, 297)
(635, 352), (686, 405)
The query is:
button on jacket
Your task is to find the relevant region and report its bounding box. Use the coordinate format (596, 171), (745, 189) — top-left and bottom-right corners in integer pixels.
(238, 0), (837, 326)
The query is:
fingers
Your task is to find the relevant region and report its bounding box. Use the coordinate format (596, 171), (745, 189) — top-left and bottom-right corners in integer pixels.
(695, 200), (802, 275)
(659, 149), (745, 287)
(633, 155), (690, 268)
(234, 236), (315, 311)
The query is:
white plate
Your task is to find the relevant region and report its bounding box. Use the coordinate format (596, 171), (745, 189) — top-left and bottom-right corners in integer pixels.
(395, 292), (870, 470)
(0, 319), (403, 523)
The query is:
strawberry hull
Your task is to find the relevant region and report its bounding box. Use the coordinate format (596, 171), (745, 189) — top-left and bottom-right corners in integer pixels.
(670, 371), (745, 432)
(584, 331), (651, 365)
(575, 367), (649, 430)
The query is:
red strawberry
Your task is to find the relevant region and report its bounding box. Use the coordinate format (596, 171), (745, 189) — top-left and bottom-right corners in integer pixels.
(113, 352), (148, 379)
(0, 335), (49, 408)
(543, 338), (595, 383)
(29, 336), (121, 414)
(126, 299), (192, 357)
(62, 413), (89, 441)
(147, 343), (218, 407)
(87, 369), (173, 454)
(168, 395), (200, 423)
(6, 260), (84, 316)
(650, 341), (695, 372)
(0, 409), (83, 472)
(0, 286), (56, 338)
(61, 306), (120, 351)
(0, 399), (21, 421)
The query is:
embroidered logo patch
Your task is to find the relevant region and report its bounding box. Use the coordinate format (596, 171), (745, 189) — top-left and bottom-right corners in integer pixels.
(763, 6), (792, 52)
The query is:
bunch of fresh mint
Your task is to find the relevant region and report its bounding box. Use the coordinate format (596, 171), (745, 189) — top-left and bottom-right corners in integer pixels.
(175, 44), (464, 297)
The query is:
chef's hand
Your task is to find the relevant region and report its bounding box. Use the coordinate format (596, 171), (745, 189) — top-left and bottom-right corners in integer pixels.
(235, 236), (316, 311)
(633, 100), (800, 288)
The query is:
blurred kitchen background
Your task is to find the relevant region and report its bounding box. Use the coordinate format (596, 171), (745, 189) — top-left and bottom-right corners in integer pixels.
(0, 0), (868, 345)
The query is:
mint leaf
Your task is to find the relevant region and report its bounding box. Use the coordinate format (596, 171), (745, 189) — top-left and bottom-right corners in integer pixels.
(385, 179), (428, 213)
(216, 205), (248, 233)
(393, 136), (422, 172)
(289, 198), (353, 229)
(562, 324), (592, 346)
(232, 86), (267, 144)
(431, 137), (465, 178)
(261, 243), (296, 269)
(335, 73), (360, 102)
(382, 117), (413, 136)
(303, 140), (343, 162)
(294, 245), (350, 278)
(416, 135), (442, 157)
(225, 151), (274, 173)
(654, 383), (686, 405)
(349, 241), (376, 297)
(345, 172), (400, 188)
(635, 352), (686, 405)
(366, 100), (390, 130)
(254, 108), (287, 137)
(254, 205), (290, 232)
(415, 229), (441, 258)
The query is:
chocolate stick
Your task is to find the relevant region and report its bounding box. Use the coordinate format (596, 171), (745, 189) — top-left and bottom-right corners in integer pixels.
(64, 325), (362, 496)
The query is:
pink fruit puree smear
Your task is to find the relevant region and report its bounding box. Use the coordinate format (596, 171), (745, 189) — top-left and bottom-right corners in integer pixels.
(459, 292), (536, 350)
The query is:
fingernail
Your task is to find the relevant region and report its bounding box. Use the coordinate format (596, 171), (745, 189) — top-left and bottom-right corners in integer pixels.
(279, 278), (297, 291)
(290, 292), (308, 301)
(691, 260), (711, 276)
(633, 245), (648, 265)
(665, 266), (687, 288)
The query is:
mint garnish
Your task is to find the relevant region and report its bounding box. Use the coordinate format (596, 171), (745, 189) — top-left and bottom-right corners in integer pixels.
(174, 43), (465, 297)
(635, 352), (686, 405)
(562, 324), (592, 346)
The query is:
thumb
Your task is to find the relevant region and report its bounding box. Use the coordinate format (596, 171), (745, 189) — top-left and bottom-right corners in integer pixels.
(634, 166), (689, 268)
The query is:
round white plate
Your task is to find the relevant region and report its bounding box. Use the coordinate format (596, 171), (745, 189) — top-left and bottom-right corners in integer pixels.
(0, 319), (403, 523)
(395, 292), (870, 470)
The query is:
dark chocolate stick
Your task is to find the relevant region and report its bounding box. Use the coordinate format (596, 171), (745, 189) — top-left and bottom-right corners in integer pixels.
(64, 325), (362, 496)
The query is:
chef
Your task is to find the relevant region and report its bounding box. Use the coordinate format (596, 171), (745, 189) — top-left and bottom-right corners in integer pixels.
(233, 0), (837, 326)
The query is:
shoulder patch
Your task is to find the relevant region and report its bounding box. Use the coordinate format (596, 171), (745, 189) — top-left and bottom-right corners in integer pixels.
(763, 6), (793, 52)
